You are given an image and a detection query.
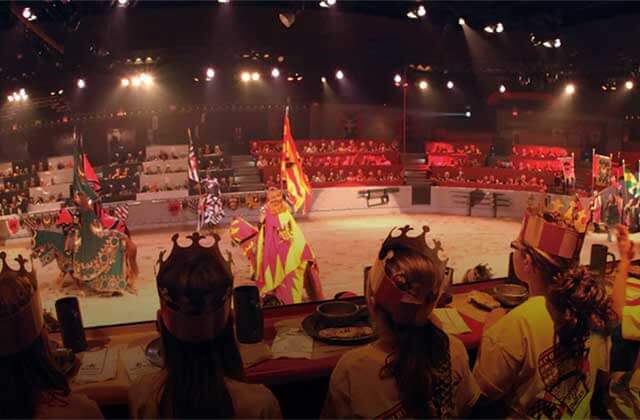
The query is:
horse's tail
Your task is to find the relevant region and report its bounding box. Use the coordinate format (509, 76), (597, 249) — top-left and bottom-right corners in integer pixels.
(124, 236), (139, 282)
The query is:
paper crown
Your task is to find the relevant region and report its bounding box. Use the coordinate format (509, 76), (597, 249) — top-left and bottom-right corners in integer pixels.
(156, 233), (232, 343)
(519, 196), (590, 264)
(372, 225), (448, 325)
(0, 252), (44, 356)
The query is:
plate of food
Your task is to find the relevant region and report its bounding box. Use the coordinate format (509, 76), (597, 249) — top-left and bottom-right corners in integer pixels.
(302, 312), (377, 346)
(467, 290), (501, 311)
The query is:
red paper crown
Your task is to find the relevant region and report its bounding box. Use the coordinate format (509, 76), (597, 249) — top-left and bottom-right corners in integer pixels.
(156, 232), (232, 343)
(518, 210), (586, 263)
(372, 225), (448, 325)
(0, 252), (44, 356)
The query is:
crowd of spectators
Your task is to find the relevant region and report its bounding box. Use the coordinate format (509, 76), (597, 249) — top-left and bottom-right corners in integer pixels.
(251, 139), (399, 155)
(433, 169), (549, 192)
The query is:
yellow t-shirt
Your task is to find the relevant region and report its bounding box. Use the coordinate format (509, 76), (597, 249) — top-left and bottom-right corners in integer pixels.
(473, 296), (611, 419)
(622, 306), (640, 341)
(128, 371), (282, 419)
(321, 334), (480, 418)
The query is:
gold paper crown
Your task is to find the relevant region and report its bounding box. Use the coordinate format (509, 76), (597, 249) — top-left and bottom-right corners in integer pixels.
(378, 225), (448, 277)
(0, 252), (44, 356)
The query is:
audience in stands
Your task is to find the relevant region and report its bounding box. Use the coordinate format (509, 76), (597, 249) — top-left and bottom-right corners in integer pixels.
(251, 140), (398, 155)
(511, 146), (565, 159)
(431, 171), (549, 192)
(128, 234), (281, 418)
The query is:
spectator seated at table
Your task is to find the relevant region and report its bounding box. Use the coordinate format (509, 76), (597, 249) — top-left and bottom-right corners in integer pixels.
(0, 253), (104, 419)
(128, 233), (282, 419)
(473, 202), (614, 418)
(321, 225), (479, 418)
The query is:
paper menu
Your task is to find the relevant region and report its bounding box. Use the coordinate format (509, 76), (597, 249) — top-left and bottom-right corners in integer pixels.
(120, 346), (161, 383)
(74, 345), (123, 384)
(433, 308), (471, 335)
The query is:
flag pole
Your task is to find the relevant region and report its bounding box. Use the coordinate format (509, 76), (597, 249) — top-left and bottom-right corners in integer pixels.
(280, 106), (288, 192)
(591, 148), (596, 192)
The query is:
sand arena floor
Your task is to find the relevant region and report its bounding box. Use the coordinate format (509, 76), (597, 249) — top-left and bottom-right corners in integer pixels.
(1, 213), (631, 328)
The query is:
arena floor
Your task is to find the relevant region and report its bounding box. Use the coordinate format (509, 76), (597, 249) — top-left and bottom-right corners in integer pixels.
(2, 213), (630, 328)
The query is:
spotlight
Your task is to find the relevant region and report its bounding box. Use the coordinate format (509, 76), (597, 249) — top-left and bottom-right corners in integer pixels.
(206, 68), (215, 79)
(393, 74), (402, 84)
(327, 0), (336, 5)
(58, 89), (63, 95)
(417, 5), (426, 17)
(446, 81), (454, 89)
(626, 80), (634, 90)
(419, 80), (428, 90)
(335, 70), (344, 80)
(19, 89), (26, 97)
(564, 83), (575, 95)
(499, 84), (506, 93)
(121, 78), (130, 87)
(271, 68), (280, 78)
(251, 72), (261, 81)
(484, 25), (494, 33)
(131, 76), (141, 87)
(22, 7), (36, 21)
(241, 72), (251, 82)
(495, 22), (504, 33)
(321, 76), (327, 83)
(554, 38), (561, 48)
(218, 0), (229, 2)
(319, 1), (329, 8)
(77, 79), (86, 89)
(117, 0), (129, 5)
(50, 91), (55, 96)
(601, 85), (608, 91)
(407, 11), (418, 19)
(139, 73), (153, 86)
(543, 41), (552, 48)
(458, 17), (466, 26)
(7, 95), (14, 102)
(465, 111), (472, 118)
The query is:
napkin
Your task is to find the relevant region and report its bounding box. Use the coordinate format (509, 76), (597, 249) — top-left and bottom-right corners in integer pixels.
(74, 345), (123, 384)
(433, 308), (471, 335)
(120, 346), (161, 383)
(270, 328), (314, 359)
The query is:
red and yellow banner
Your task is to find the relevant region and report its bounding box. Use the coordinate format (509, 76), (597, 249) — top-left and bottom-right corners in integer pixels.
(281, 109), (312, 214)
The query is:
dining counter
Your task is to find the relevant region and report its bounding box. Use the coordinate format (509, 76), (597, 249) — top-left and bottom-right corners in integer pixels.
(54, 278), (505, 410)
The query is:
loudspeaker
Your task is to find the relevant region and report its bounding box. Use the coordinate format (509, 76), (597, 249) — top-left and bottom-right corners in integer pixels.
(55, 297), (87, 353)
(412, 184), (431, 205)
(233, 285), (264, 344)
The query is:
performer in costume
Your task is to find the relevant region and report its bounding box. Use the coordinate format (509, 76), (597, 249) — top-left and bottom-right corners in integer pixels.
(590, 190), (602, 232)
(32, 141), (138, 295)
(229, 188), (323, 305)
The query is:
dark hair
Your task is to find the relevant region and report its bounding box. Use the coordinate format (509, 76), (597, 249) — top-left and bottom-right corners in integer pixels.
(156, 250), (243, 419)
(377, 248), (452, 418)
(523, 244), (617, 359)
(0, 335), (70, 418)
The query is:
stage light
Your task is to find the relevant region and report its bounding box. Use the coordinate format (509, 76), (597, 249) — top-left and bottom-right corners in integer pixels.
(564, 83), (575, 95)
(320, 1), (329, 8)
(543, 41), (552, 48)
(22, 7), (36, 21)
(77, 79), (86, 89)
(218, 0), (229, 3)
(19, 89), (26, 97)
(465, 111), (472, 118)
(407, 11), (418, 19)
(271, 68), (280, 78)
(131, 76), (141, 87)
(484, 25), (494, 33)
(335, 70), (344, 80)
(206, 68), (215, 79)
(495, 23), (504, 33)
(554, 38), (561, 48)
(417, 5), (426, 17)
(626, 80), (634, 90)
(327, 0), (336, 5)
(321, 76), (327, 83)
(499, 84), (506, 93)
(117, 0), (129, 5)
(393, 74), (402, 84)
(458, 17), (466, 26)
(58, 89), (63, 95)
(446, 81), (454, 89)
(241, 72), (251, 82)
(601, 85), (608, 91)
(251, 72), (261, 81)
(419, 80), (428, 90)
(7, 95), (13, 102)
(121, 78), (130, 87)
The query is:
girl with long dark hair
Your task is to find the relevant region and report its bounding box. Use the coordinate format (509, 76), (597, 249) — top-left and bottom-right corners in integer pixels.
(321, 226), (479, 418)
(0, 252), (103, 419)
(128, 233), (281, 418)
(473, 209), (616, 418)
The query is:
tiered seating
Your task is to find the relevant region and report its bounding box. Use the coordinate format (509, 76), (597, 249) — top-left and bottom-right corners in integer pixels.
(425, 141), (488, 167)
(510, 145), (568, 172)
(251, 139), (403, 187)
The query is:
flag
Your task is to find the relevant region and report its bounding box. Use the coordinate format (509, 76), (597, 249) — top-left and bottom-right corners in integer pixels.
(624, 167), (640, 197)
(83, 153), (101, 194)
(592, 153), (612, 188)
(113, 203), (129, 221)
(558, 156), (575, 182)
(280, 108), (312, 213)
(187, 129), (200, 184)
(72, 135), (99, 202)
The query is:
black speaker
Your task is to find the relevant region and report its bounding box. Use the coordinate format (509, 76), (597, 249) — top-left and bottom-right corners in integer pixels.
(412, 184), (431, 205)
(55, 297), (87, 353)
(233, 285), (264, 344)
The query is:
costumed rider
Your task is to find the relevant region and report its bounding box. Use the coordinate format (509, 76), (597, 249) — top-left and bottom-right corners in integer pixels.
(229, 188), (323, 305)
(32, 148), (138, 296)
